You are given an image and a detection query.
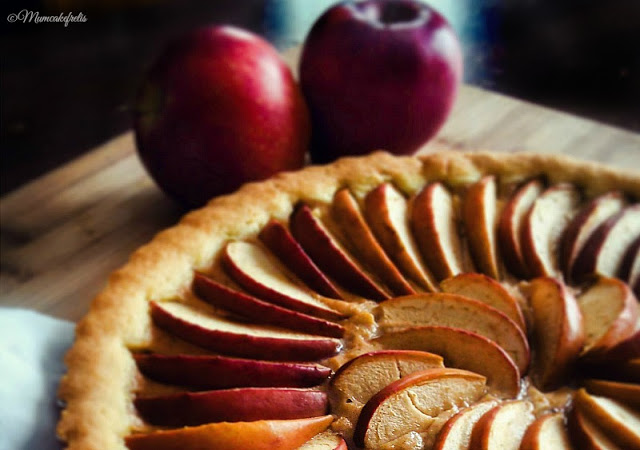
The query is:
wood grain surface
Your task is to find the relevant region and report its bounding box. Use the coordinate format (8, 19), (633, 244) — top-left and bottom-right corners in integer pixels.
(1, 50), (639, 321)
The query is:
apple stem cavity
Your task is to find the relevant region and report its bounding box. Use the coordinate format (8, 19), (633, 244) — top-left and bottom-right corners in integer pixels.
(358, 0), (427, 28)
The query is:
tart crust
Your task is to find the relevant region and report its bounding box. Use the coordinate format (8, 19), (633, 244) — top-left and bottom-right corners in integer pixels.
(57, 151), (640, 449)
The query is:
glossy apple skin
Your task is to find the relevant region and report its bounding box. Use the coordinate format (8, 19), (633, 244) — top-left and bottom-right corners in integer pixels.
(134, 354), (331, 390)
(134, 26), (309, 207)
(300, 0), (462, 162)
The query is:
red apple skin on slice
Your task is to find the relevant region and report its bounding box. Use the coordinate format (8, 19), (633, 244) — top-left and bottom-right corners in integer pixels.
(462, 176), (501, 279)
(192, 272), (344, 338)
(150, 302), (341, 361)
(567, 407), (620, 450)
(364, 183), (439, 291)
(134, 387), (328, 426)
(560, 192), (625, 281)
(440, 272), (526, 331)
(571, 204), (640, 282)
(432, 400), (499, 450)
(411, 182), (466, 281)
(259, 219), (343, 299)
(498, 179), (544, 279)
(290, 202), (390, 300)
(469, 400), (536, 450)
(379, 293), (530, 374)
(528, 277), (585, 391)
(582, 329), (640, 364)
(331, 188), (415, 296)
(619, 235), (640, 298)
(375, 326), (520, 398)
(222, 241), (345, 321)
(573, 388), (640, 449)
(125, 414), (334, 450)
(353, 368), (487, 448)
(134, 353), (331, 389)
(578, 276), (639, 359)
(519, 412), (572, 450)
(521, 183), (581, 278)
(584, 379), (640, 409)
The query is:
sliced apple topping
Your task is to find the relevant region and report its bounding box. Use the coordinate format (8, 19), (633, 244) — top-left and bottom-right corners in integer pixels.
(577, 277), (638, 359)
(364, 183), (439, 291)
(469, 400), (536, 450)
(567, 407), (619, 450)
(561, 192), (625, 281)
(462, 176), (501, 279)
(125, 415), (334, 450)
(135, 387), (328, 426)
(519, 412), (572, 450)
(192, 273), (344, 338)
(571, 204), (640, 281)
(331, 188), (414, 296)
(620, 236), (640, 298)
(521, 183), (581, 278)
(573, 388), (640, 449)
(353, 368), (487, 448)
(498, 179), (544, 279)
(150, 301), (341, 361)
(134, 354), (331, 389)
(330, 350), (444, 426)
(528, 277), (585, 391)
(259, 219), (343, 299)
(432, 400), (498, 450)
(290, 202), (390, 300)
(440, 272), (526, 331)
(378, 293), (530, 373)
(411, 182), (466, 281)
(223, 241), (345, 321)
(375, 326), (520, 398)
(298, 431), (348, 450)
(584, 379), (640, 409)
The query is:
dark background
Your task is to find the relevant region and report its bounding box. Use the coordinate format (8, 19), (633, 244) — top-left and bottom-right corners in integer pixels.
(2, 0), (639, 196)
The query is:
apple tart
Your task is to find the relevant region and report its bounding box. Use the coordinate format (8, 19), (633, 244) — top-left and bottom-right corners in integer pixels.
(57, 151), (640, 449)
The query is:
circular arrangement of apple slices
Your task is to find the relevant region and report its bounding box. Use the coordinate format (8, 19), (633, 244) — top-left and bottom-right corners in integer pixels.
(120, 170), (640, 450)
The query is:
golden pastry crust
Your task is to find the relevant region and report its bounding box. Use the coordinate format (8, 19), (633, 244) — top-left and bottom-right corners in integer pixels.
(57, 151), (640, 449)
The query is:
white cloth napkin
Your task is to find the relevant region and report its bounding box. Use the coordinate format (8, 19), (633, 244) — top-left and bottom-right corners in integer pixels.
(0, 308), (75, 450)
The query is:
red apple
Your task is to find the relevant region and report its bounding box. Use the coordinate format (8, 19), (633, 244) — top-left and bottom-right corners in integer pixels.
(134, 26), (309, 207)
(299, 0), (463, 162)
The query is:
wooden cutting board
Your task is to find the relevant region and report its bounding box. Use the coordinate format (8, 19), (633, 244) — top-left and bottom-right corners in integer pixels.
(2, 49), (639, 322)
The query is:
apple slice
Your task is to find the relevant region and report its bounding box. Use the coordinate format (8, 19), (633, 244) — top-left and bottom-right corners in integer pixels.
(192, 273), (344, 338)
(521, 183), (581, 278)
(498, 179), (544, 278)
(584, 379), (640, 409)
(353, 368), (487, 448)
(330, 350), (444, 424)
(331, 188), (414, 295)
(620, 236), (640, 298)
(379, 293), (530, 373)
(561, 192), (625, 280)
(432, 400), (499, 450)
(259, 220), (343, 299)
(151, 302), (341, 361)
(440, 272), (526, 331)
(567, 407), (619, 450)
(577, 276), (639, 359)
(298, 431), (348, 450)
(134, 354), (331, 390)
(290, 202), (389, 300)
(573, 388), (640, 449)
(462, 176), (501, 279)
(411, 182), (466, 281)
(364, 183), (438, 291)
(375, 326), (520, 398)
(125, 415), (334, 450)
(519, 412), (572, 450)
(134, 387), (327, 427)
(572, 205), (640, 281)
(222, 241), (345, 321)
(528, 277), (585, 391)
(469, 400), (535, 450)
(582, 330), (640, 364)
